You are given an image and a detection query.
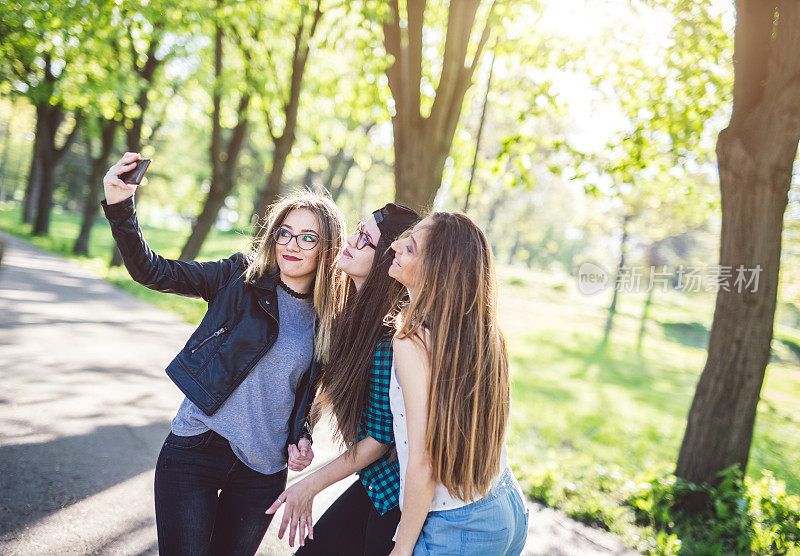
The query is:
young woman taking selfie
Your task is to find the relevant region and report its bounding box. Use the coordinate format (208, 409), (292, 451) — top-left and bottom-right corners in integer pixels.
(101, 152), (347, 556)
(266, 203), (419, 555)
(386, 212), (529, 556)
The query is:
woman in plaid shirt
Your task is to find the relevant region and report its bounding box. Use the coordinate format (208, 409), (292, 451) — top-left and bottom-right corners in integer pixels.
(267, 203), (419, 555)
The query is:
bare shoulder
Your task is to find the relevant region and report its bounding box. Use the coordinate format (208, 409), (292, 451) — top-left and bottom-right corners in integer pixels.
(392, 331), (429, 360)
(393, 332), (431, 385)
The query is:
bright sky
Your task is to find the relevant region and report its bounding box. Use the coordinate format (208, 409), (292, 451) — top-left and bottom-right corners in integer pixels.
(532, 0), (735, 154)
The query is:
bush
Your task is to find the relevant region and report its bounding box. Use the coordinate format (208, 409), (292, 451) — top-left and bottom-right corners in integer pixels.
(629, 466), (800, 555)
(521, 462), (800, 555)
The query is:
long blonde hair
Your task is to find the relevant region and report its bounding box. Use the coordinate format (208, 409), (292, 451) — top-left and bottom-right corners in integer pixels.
(395, 212), (509, 501)
(244, 190), (347, 363)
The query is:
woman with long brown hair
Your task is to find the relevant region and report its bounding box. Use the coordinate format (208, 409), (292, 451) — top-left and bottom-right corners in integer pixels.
(101, 152), (347, 556)
(386, 212), (528, 556)
(266, 203), (418, 554)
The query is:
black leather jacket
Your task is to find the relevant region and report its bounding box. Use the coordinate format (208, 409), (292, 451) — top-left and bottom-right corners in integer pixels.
(102, 197), (316, 446)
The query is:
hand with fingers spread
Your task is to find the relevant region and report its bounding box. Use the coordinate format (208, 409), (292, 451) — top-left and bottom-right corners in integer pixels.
(103, 152), (141, 205)
(266, 477), (318, 548)
(287, 437), (314, 472)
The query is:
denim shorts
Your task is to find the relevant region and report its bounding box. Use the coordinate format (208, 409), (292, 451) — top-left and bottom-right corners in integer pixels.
(412, 467), (529, 556)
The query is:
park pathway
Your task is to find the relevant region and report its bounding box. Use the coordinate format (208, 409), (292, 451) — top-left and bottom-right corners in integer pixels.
(0, 230), (638, 555)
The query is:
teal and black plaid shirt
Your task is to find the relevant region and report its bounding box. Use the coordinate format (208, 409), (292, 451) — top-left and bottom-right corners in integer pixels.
(356, 337), (400, 515)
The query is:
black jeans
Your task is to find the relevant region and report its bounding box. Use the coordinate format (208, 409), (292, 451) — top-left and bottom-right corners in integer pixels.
(154, 430), (287, 556)
(295, 480), (401, 556)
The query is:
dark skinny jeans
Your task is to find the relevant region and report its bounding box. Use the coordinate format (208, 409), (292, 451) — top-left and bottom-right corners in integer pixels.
(154, 430), (287, 556)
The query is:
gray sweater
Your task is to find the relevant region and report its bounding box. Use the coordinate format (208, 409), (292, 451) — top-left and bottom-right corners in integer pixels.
(171, 286), (316, 474)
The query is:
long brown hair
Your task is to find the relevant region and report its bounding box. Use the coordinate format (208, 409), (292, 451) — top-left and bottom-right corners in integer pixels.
(395, 212), (510, 501)
(244, 190), (347, 363)
(316, 233), (408, 446)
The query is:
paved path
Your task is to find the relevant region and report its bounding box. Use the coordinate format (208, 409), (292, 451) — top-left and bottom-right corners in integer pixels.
(0, 230), (638, 555)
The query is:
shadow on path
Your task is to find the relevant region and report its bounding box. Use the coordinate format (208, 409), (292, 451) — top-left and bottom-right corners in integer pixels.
(0, 421), (170, 537)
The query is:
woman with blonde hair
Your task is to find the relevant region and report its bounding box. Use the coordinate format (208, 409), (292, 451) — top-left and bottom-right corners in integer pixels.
(386, 212), (528, 555)
(101, 152), (347, 556)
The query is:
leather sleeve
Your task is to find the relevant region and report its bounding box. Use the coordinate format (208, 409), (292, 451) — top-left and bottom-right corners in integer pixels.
(101, 196), (242, 302)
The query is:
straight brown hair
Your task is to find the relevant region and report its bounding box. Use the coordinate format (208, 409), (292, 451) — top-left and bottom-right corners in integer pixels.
(394, 212), (510, 501)
(316, 234), (408, 447)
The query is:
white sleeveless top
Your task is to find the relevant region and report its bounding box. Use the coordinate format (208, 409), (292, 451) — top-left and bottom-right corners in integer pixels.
(389, 357), (508, 512)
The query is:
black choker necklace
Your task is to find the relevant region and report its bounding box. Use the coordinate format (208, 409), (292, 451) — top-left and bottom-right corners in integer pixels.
(278, 279), (313, 300)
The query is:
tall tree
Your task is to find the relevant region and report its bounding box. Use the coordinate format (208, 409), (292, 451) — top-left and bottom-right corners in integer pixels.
(676, 0), (800, 485)
(251, 0), (324, 226)
(382, 0), (494, 211)
(109, 1), (188, 267)
(0, 0), (95, 234)
(73, 114), (120, 255)
(179, 1), (252, 261)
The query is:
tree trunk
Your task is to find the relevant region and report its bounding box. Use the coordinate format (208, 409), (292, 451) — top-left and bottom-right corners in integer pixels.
(32, 103), (80, 236)
(74, 119), (119, 256)
(323, 148), (344, 191)
(602, 214), (631, 346)
(384, 0), (494, 212)
(676, 0), (800, 485)
(675, 130), (792, 484)
(31, 124), (55, 237)
(637, 285), (655, 353)
(22, 122), (43, 224)
(179, 15), (251, 262)
(331, 156), (356, 202)
(253, 133), (292, 224)
(0, 118), (12, 202)
(251, 0), (323, 229)
(179, 104), (251, 261)
(637, 243), (661, 352)
(393, 133), (448, 211)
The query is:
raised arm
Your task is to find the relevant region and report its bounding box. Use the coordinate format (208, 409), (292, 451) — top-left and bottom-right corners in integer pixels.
(390, 335), (436, 556)
(102, 153), (240, 302)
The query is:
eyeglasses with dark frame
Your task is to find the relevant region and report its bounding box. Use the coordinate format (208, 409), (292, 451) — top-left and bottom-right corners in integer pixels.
(354, 221), (377, 251)
(272, 227), (320, 250)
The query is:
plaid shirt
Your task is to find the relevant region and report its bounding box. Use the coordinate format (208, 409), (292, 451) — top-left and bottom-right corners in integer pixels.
(356, 337), (400, 515)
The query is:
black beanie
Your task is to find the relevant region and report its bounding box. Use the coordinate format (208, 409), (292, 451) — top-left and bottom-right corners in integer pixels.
(373, 203), (419, 245)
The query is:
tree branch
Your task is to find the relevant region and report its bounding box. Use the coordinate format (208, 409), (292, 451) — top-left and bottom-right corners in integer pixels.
(429, 0), (481, 138)
(53, 111), (82, 163)
(730, 0), (777, 125)
(263, 105), (277, 142)
(263, 45), (287, 109)
(467, 0), (496, 78)
(407, 0), (424, 119)
(308, 0), (323, 39)
(125, 13), (142, 75)
(141, 21), (165, 82)
(383, 0), (406, 118)
(225, 94), (252, 173)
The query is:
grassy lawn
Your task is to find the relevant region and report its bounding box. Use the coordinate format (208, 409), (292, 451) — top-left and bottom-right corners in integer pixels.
(497, 266), (800, 550)
(3, 202), (799, 552)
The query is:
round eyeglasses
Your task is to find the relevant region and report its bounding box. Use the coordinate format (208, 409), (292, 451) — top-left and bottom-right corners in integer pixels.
(354, 221), (377, 250)
(272, 227), (320, 250)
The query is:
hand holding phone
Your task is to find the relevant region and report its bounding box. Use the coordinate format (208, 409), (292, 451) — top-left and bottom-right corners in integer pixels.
(103, 153), (151, 205)
(119, 158), (151, 185)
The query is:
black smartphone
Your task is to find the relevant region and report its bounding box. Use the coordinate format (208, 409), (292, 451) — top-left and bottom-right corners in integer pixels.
(119, 158), (151, 185)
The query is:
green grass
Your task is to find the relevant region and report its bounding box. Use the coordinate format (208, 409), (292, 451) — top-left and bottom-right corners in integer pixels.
(3, 202), (800, 553)
(0, 202), (251, 323)
(497, 266), (800, 553)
